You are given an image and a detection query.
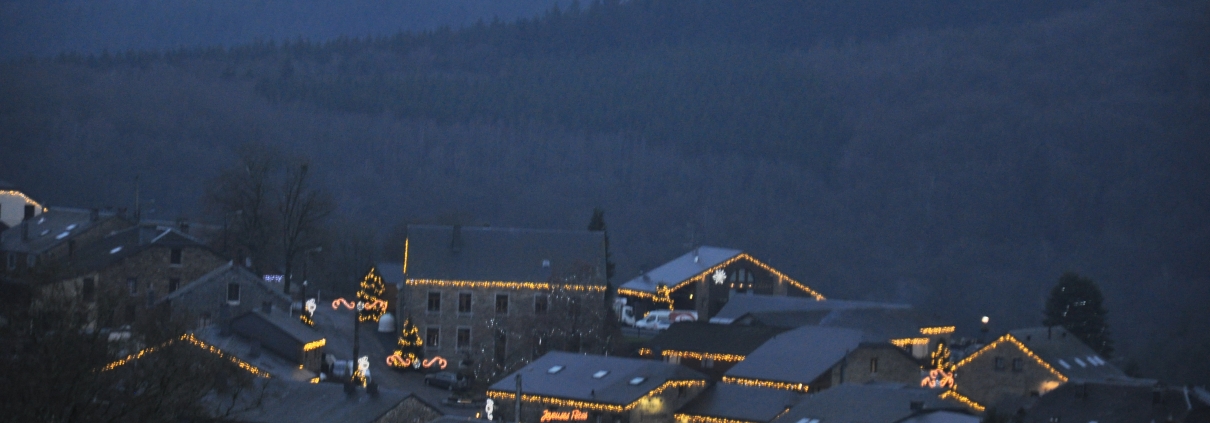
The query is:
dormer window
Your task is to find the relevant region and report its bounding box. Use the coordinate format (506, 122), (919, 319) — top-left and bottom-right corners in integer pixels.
(628, 377), (646, 385)
(593, 370), (609, 378)
(547, 365), (564, 374)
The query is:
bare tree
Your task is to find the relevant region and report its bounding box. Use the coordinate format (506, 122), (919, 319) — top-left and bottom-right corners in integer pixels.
(206, 144), (280, 276)
(278, 162), (334, 295)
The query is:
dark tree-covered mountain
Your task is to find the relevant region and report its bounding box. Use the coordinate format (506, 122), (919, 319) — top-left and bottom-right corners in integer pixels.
(1, 0), (1207, 385)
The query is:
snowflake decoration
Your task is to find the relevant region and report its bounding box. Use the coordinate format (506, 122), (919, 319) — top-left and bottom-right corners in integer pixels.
(712, 269), (727, 285)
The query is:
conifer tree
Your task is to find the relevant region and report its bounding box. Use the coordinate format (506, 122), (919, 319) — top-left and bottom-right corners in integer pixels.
(391, 314), (424, 369)
(1044, 272), (1113, 357)
(356, 267), (386, 322)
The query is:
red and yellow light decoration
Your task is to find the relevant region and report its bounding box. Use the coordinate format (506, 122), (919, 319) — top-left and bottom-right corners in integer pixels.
(300, 298), (316, 326)
(954, 334), (1068, 383)
(661, 350), (745, 363)
(386, 353), (447, 370)
(891, 338), (930, 348)
(720, 376), (808, 393)
(102, 334), (269, 378)
(486, 379), (706, 413)
(357, 268), (387, 322)
(388, 314), (425, 370)
(618, 253), (825, 301)
(332, 298), (388, 312)
(407, 279), (607, 292)
(939, 389), (985, 412)
(540, 409), (589, 422)
(920, 326), (956, 336)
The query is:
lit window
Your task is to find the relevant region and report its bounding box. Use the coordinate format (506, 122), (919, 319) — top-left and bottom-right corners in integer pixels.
(426, 327), (440, 348)
(495, 294), (509, 314)
(427, 292), (441, 312)
(458, 292), (472, 313)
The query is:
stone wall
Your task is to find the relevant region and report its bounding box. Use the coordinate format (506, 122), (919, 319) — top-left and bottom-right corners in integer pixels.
(953, 341), (1063, 408)
(375, 396), (442, 423)
(830, 344), (923, 387)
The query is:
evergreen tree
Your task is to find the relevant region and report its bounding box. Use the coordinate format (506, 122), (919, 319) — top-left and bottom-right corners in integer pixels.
(1044, 272), (1113, 357)
(390, 314), (425, 370)
(587, 208), (616, 282)
(356, 267), (386, 322)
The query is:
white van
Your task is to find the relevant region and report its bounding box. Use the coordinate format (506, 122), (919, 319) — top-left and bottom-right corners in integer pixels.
(634, 310), (698, 330)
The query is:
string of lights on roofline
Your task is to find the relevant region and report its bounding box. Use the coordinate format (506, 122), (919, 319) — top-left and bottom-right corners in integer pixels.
(486, 380), (707, 413)
(0, 190), (47, 212)
(920, 326), (956, 335)
(618, 254), (826, 303)
(407, 279), (607, 292)
(101, 333), (269, 378)
(720, 376), (809, 393)
(939, 390), (985, 412)
(954, 334), (1068, 383)
(302, 339), (326, 352)
(890, 338), (930, 348)
(638, 348), (745, 363)
(674, 414), (761, 423)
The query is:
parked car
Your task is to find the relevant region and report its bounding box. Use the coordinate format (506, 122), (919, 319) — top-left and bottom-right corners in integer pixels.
(634, 310), (698, 330)
(424, 371), (469, 390)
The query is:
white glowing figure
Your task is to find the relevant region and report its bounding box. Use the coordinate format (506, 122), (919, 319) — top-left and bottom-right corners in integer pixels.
(484, 398), (495, 420)
(712, 269), (727, 285)
(357, 356), (370, 373)
(305, 299), (316, 315)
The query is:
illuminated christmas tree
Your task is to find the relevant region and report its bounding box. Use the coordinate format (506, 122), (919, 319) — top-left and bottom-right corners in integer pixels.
(929, 341), (953, 372)
(357, 267), (386, 322)
(388, 314), (424, 370)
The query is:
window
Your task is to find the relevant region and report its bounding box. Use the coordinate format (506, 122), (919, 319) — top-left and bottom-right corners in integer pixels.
(168, 278), (180, 292)
(870, 357), (879, 373)
(495, 294), (509, 314)
(458, 292), (472, 313)
(146, 290), (156, 308)
(457, 327), (471, 351)
(227, 282), (240, 304)
(26, 254), (36, 268)
(125, 304), (137, 323)
(170, 248), (182, 265)
(994, 356), (1006, 371)
(127, 277), (138, 295)
(82, 278), (95, 302)
(1012, 357), (1024, 372)
(534, 294), (549, 314)
(426, 327), (440, 348)
(427, 292), (441, 312)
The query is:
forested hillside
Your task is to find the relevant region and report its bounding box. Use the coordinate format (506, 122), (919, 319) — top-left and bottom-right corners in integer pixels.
(2, 0), (1207, 383)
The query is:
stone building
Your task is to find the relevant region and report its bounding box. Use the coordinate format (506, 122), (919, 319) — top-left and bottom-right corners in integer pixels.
(398, 224), (608, 378)
(616, 246), (825, 321)
(488, 351), (708, 423)
(51, 226), (229, 326)
(951, 326), (1129, 412)
(2, 206), (132, 279)
(161, 263), (293, 327)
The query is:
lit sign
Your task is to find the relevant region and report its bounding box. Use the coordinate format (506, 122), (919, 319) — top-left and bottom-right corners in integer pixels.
(920, 368), (955, 389)
(540, 409), (589, 422)
(264, 275), (284, 283)
(712, 269), (726, 285)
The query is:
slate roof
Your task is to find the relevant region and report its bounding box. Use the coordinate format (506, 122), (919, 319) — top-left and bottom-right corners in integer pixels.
(376, 262), (405, 286)
(714, 295), (907, 322)
(724, 326), (864, 385)
(676, 383), (800, 422)
(0, 207), (123, 254)
(1008, 327), (1127, 382)
(891, 410), (981, 423)
(488, 351), (707, 406)
(64, 225), (210, 276)
(405, 225), (605, 283)
(160, 262), (291, 305)
(771, 385), (969, 423)
(644, 322), (787, 357)
(193, 326), (317, 382)
(229, 310), (324, 362)
(620, 246), (742, 293)
(216, 379), (440, 423)
(1019, 381), (1210, 423)
(736, 307), (949, 341)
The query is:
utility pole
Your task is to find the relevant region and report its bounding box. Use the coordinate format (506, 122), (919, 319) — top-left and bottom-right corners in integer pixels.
(353, 301), (364, 383)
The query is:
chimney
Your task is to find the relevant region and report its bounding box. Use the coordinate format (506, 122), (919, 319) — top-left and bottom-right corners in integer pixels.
(450, 225), (463, 254)
(178, 219), (190, 234)
(23, 205), (35, 221)
(90, 208), (99, 222)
